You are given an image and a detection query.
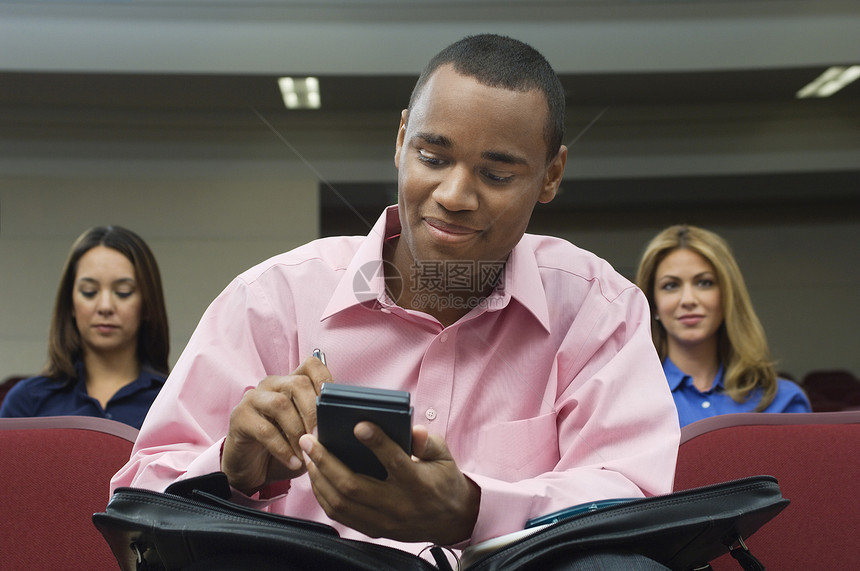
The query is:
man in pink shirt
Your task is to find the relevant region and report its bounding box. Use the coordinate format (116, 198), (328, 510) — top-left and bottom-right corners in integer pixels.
(113, 34), (679, 569)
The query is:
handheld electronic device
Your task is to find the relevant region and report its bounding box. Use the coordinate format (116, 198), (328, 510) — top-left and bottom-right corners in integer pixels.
(316, 382), (413, 480)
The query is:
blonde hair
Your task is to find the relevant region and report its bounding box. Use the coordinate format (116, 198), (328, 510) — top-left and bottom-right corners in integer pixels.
(635, 225), (777, 411)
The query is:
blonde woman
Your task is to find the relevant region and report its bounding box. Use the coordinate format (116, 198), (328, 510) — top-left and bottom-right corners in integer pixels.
(636, 225), (810, 427)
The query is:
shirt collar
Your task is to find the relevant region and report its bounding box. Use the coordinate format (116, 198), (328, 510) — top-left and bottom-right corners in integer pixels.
(321, 206), (399, 320)
(497, 238), (551, 333)
(71, 359), (166, 390)
(663, 357), (725, 392)
(321, 206), (551, 332)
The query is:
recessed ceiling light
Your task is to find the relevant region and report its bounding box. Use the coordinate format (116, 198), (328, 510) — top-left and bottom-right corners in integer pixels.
(796, 66), (860, 99)
(278, 76), (321, 109)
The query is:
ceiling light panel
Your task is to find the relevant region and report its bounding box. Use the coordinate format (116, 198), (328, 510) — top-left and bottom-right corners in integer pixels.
(278, 76), (321, 109)
(796, 66), (860, 99)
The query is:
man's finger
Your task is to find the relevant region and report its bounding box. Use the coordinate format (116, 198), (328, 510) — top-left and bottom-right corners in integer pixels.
(411, 431), (452, 463)
(354, 421), (416, 477)
(294, 355), (334, 394)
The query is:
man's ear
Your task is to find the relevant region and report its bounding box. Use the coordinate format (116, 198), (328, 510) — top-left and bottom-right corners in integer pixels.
(538, 145), (567, 204)
(394, 109), (408, 168)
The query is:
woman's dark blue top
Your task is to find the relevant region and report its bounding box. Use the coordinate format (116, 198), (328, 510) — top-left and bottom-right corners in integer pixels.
(0, 361), (166, 429)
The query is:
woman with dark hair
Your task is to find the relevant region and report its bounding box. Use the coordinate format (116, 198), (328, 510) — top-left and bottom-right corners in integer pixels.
(636, 224), (810, 427)
(1, 226), (169, 428)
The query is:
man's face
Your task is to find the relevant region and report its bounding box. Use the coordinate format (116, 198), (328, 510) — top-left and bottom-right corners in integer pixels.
(393, 65), (566, 279)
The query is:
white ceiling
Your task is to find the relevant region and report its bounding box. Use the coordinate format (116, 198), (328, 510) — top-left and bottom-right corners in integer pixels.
(2, 0), (858, 74)
(1, 0), (858, 214)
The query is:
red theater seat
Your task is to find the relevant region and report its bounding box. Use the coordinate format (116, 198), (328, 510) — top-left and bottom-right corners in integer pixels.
(675, 411), (860, 569)
(0, 416), (138, 570)
(802, 369), (860, 412)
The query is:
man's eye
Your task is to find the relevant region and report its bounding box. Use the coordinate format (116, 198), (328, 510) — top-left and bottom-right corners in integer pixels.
(417, 150), (443, 166)
(483, 171), (514, 184)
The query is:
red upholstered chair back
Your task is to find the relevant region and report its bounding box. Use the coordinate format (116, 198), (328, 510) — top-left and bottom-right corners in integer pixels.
(0, 416), (138, 570)
(801, 369), (860, 412)
(675, 411), (860, 570)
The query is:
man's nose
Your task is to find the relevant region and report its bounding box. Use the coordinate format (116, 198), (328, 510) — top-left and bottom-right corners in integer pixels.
(433, 166), (479, 212)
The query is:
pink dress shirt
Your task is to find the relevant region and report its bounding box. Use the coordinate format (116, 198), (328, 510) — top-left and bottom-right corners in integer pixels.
(112, 206), (679, 554)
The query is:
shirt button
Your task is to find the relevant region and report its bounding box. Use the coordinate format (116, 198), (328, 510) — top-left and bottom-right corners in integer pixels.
(440, 333), (449, 343)
(425, 408), (437, 421)
(701, 401), (711, 409)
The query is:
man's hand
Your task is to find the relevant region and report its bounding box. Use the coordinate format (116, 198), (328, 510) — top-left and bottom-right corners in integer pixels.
(222, 355), (332, 496)
(299, 423), (480, 546)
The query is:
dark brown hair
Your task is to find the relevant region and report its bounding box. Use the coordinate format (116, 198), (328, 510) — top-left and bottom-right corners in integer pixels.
(44, 226), (170, 379)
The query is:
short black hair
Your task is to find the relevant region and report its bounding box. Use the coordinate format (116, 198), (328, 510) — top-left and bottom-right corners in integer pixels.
(408, 34), (565, 162)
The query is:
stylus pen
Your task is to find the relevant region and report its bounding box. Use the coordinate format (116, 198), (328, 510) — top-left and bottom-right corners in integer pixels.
(312, 348), (326, 366)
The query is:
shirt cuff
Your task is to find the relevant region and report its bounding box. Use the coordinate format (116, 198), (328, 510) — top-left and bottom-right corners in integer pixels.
(464, 472), (533, 545)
